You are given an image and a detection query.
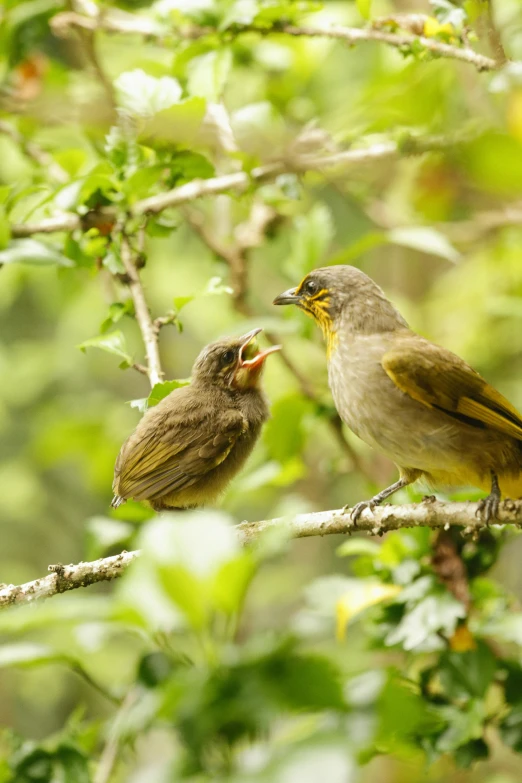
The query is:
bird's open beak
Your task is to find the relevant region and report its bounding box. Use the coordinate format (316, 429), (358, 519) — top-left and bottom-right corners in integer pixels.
(273, 287), (301, 306)
(232, 328), (281, 389)
(238, 328), (281, 371)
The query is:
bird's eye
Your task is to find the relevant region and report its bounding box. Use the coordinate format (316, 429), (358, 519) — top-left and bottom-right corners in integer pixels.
(221, 349), (235, 366)
(304, 279), (318, 295)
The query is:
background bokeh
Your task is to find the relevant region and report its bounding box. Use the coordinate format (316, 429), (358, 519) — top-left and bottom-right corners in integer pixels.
(2, 0), (522, 780)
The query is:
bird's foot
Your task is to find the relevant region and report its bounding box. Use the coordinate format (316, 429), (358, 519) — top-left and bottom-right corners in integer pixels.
(476, 493), (500, 524)
(343, 499), (376, 524)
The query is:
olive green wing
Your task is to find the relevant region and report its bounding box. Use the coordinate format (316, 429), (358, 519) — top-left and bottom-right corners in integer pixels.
(113, 407), (247, 502)
(382, 339), (522, 440)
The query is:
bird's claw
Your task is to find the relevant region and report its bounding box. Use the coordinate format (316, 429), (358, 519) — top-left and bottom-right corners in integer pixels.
(476, 494), (500, 524)
(344, 499), (376, 525)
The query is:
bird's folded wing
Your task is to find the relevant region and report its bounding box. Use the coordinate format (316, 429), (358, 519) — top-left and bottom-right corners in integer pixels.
(115, 409), (247, 501)
(382, 340), (522, 440)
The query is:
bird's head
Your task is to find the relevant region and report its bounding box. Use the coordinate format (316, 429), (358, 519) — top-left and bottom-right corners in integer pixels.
(192, 328), (281, 391)
(273, 265), (408, 346)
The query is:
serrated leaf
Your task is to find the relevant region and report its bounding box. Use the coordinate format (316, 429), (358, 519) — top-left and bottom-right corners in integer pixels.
(114, 70), (182, 116)
(388, 226), (461, 263)
(386, 592), (466, 651)
(100, 300), (134, 333)
(147, 379), (189, 408)
(77, 330), (132, 364)
(0, 239), (74, 267)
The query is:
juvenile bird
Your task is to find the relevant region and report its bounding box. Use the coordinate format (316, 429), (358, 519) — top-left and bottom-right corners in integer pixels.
(274, 265), (522, 522)
(111, 329), (280, 511)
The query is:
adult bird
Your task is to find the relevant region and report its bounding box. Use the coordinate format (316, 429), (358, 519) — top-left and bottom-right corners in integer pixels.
(111, 329), (280, 511)
(274, 265), (522, 522)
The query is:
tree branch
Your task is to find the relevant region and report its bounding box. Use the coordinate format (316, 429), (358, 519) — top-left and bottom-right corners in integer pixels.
(0, 551), (139, 608)
(119, 232), (164, 387)
(9, 135), (468, 237)
(2, 499), (521, 608)
(50, 11), (501, 72)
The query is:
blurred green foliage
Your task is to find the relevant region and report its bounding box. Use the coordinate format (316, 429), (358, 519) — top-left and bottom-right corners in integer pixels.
(2, 0), (522, 780)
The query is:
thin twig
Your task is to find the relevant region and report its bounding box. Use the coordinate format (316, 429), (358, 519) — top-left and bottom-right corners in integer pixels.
(483, 0), (508, 66)
(94, 689), (139, 783)
(0, 121), (69, 183)
(50, 11), (501, 72)
(119, 233), (164, 387)
(2, 499), (522, 608)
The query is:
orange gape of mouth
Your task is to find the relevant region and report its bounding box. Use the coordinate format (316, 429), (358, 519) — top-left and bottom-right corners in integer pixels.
(232, 330), (281, 388)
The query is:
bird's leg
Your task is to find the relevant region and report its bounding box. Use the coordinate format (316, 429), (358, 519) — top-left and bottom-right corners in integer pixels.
(476, 471), (501, 524)
(345, 478), (411, 524)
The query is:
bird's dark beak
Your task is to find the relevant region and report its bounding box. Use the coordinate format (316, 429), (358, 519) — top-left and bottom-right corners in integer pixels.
(238, 327), (263, 348)
(273, 287), (301, 306)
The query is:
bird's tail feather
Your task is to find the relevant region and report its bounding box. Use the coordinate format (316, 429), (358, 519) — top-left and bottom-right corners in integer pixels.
(111, 495), (126, 509)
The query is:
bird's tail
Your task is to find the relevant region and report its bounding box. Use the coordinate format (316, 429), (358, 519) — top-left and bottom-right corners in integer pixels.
(111, 495), (126, 509)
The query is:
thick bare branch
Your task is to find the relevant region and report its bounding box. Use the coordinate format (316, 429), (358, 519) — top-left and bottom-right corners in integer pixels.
(119, 233), (164, 387)
(0, 551), (139, 608)
(2, 499), (522, 608)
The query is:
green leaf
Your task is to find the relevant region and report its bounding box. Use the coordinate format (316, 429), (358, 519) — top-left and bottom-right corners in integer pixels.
(173, 294), (194, 312)
(387, 227), (461, 263)
(259, 646), (346, 711)
(85, 516), (134, 560)
(435, 700), (485, 752)
(356, 0), (372, 19)
(147, 379), (189, 408)
(454, 738), (489, 767)
(123, 165), (166, 202)
(140, 98), (207, 147)
(114, 70), (182, 116)
(500, 702), (522, 753)
(0, 239), (74, 267)
(438, 643), (497, 700)
(77, 330), (133, 364)
(336, 539), (381, 558)
(53, 148), (87, 177)
(211, 552), (256, 615)
(157, 564), (209, 629)
(100, 300), (134, 333)
(220, 0), (259, 29)
(386, 592), (466, 651)
(168, 151), (215, 186)
(376, 672), (442, 751)
(187, 49), (233, 100)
